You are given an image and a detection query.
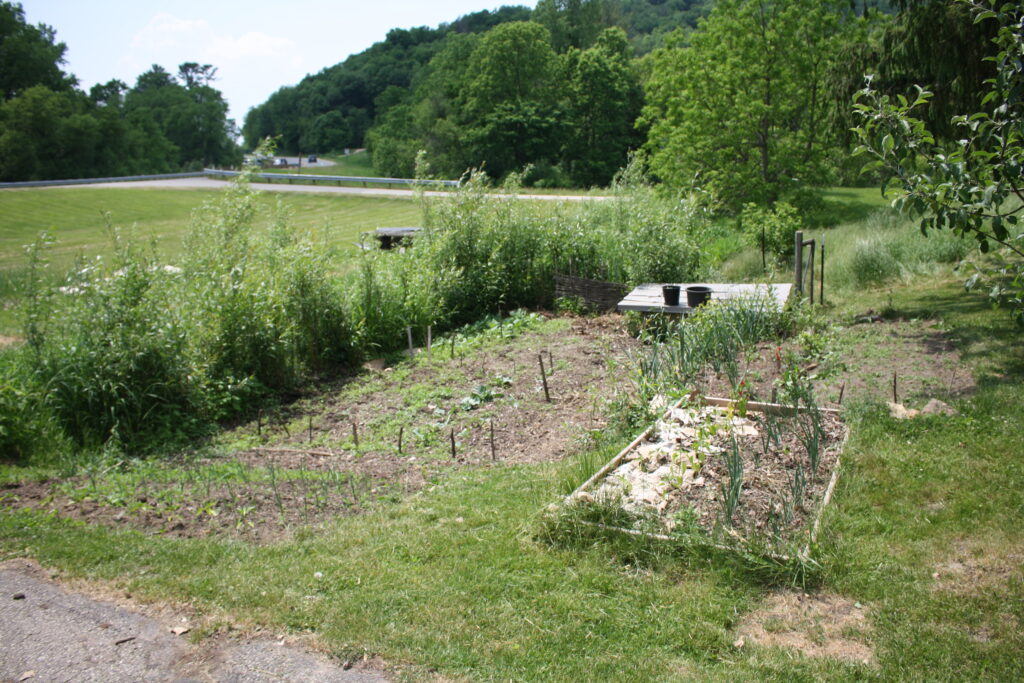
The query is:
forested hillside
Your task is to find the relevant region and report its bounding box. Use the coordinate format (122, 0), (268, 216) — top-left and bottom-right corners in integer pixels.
(246, 0), (958, 192)
(241, 6), (533, 155)
(0, 2), (240, 181)
(242, 0), (717, 185)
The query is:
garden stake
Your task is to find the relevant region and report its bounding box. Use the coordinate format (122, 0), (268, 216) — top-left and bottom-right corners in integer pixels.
(539, 353), (550, 402)
(820, 235), (825, 305)
(427, 325), (432, 360)
(308, 416), (313, 443)
(398, 426), (404, 454)
(490, 419), (496, 461)
(450, 428), (456, 459)
(450, 335), (456, 360)
(892, 371), (898, 403)
(406, 326), (414, 356)
(838, 381), (846, 405)
(548, 349), (554, 375)
(257, 409), (262, 437)
(352, 422), (359, 448)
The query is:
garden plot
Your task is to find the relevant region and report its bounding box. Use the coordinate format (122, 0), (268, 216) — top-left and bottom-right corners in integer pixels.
(1, 314), (639, 543)
(565, 396), (846, 553)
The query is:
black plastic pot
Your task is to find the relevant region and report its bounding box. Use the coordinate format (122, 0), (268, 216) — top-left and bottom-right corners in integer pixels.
(686, 285), (712, 308)
(662, 285), (681, 306)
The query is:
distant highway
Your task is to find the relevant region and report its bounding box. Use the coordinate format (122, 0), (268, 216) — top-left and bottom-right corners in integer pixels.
(36, 176), (608, 202)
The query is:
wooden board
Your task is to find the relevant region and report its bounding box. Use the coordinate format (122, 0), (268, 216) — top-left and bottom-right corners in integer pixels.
(617, 283), (792, 314)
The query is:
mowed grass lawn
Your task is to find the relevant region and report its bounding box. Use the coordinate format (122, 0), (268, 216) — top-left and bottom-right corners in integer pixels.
(0, 186), (422, 270)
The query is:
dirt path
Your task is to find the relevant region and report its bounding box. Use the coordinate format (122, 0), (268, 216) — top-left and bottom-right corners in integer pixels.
(0, 559), (387, 682)
(21, 177), (606, 202)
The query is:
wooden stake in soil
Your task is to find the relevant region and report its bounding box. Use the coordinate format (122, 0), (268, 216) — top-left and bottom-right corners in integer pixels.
(257, 409), (263, 437)
(450, 335), (456, 361)
(489, 419), (496, 461)
(308, 416), (313, 443)
(450, 428), (457, 459)
(892, 371), (898, 403)
(406, 326), (414, 356)
(398, 426), (404, 454)
(548, 349), (554, 375)
(538, 353), (551, 402)
(838, 381), (846, 405)
(427, 325), (432, 360)
(820, 235), (826, 305)
(352, 422), (359, 448)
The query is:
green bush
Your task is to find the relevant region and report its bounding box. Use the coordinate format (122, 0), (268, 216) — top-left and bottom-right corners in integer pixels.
(6, 170), (713, 456)
(0, 352), (65, 462)
(741, 202), (803, 262)
(14, 174), (356, 453)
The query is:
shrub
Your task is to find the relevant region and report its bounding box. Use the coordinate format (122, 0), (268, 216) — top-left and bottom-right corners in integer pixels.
(31, 236), (201, 450)
(0, 352), (66, 462)
(16, 173), (356, 452)
(741, 202), (803, 262)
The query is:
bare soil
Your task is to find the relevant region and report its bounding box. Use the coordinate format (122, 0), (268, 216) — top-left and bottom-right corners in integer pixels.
(932, 537), (1024, 595)
(687, 317), (974, 408)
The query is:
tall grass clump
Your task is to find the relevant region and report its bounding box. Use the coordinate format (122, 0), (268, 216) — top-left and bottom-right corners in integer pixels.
(22, 229), (200, 451)
(828, 209), (970, 289)
(179, 185), (354, 401)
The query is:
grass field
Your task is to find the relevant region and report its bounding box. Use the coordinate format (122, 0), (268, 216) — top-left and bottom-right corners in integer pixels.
(0, 186), (422, 271)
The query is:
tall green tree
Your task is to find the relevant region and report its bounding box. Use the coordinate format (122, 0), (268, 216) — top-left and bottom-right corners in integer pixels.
(460, 22), (562, 178)
(853, 0), (1024, 323)
(561, 28), (644, 186)
(125, 64), (239, 169)
(0, 1), (76, 100)
(642, 0), (850, 209)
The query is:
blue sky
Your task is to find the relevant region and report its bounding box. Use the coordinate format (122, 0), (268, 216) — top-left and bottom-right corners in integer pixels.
(21, 1), (535, 123)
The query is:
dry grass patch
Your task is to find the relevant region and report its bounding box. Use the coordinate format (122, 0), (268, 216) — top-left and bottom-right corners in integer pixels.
(736, 591), (874, 665)
(931, 536), (1024, 594)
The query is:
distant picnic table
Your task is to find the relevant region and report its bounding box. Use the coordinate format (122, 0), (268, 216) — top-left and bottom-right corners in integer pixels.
(372, 227), (421, 250)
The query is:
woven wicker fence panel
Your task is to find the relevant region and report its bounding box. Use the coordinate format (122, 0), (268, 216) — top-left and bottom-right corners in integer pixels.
(554, 274), (627, 311)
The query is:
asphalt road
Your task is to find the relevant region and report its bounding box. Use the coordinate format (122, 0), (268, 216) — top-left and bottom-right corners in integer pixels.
(0, 559), (387, 683)
(35, 176), (605, 202)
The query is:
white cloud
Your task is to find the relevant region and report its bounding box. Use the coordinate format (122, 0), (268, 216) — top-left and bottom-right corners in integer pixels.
(131, 14), (212, 51)
(130, 13), (295, 65)
(206, 32), (296, 62)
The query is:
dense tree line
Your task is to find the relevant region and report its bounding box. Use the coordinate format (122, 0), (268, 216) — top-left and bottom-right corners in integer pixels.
(0, 2), (239, 182)
(2, 0), (991, 200)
